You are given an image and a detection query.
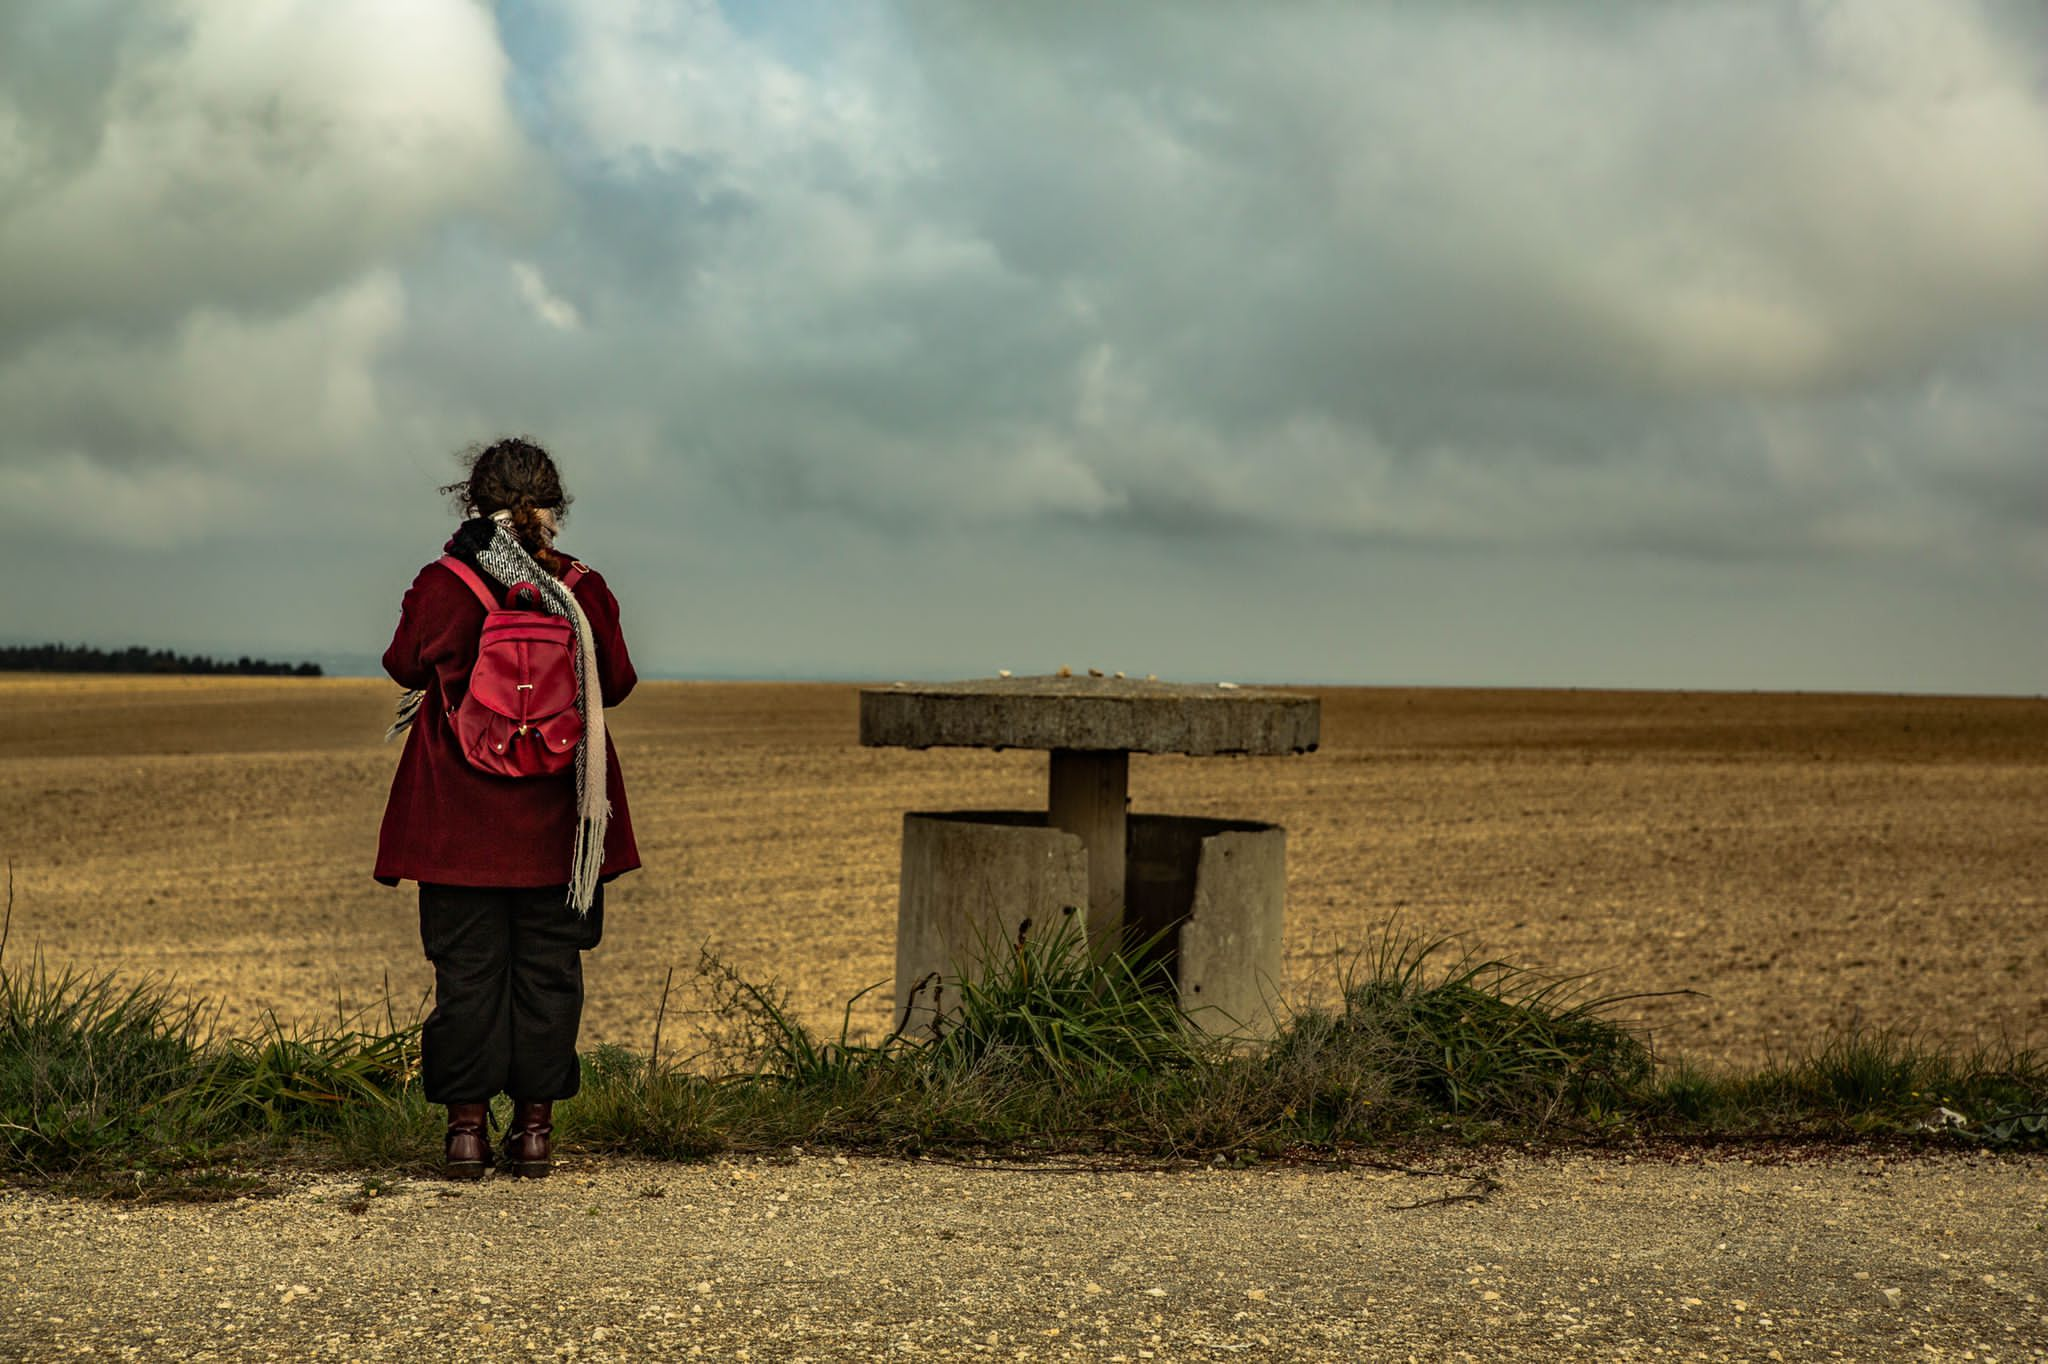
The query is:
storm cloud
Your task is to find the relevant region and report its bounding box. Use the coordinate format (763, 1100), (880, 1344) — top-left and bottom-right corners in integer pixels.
(4, 1), (2044, 690)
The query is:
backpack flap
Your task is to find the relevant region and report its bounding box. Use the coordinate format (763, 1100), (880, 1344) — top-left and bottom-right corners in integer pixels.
(468, 616), (581, 722)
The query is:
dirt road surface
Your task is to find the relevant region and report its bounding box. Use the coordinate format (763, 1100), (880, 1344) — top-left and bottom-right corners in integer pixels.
(5, 1150), (2043, 1362)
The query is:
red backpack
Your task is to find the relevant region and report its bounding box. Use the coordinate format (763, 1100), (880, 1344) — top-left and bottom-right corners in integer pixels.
(438, 555), (586, 778)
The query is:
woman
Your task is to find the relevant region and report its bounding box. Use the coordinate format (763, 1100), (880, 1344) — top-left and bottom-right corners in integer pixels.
(376, 437), (639, 1179)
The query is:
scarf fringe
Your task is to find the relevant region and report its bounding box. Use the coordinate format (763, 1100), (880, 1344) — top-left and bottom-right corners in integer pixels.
(384, 688), (426, 743)
(555, 562), (610, 916)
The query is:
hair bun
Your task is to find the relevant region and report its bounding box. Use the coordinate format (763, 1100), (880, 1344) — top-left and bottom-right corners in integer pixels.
(507, 502), (558, 551)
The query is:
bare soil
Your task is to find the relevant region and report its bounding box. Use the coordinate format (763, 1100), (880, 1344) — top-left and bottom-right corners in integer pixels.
(3, 677), (2044, 1067)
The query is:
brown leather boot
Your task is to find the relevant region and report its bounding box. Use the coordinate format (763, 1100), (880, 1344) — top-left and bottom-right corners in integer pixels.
(444, 1102), (492, 1180)
(502, 1099), (554, 1179)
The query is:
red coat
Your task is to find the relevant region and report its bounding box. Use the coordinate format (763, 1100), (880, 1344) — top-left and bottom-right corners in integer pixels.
(375, 550), (640, 889)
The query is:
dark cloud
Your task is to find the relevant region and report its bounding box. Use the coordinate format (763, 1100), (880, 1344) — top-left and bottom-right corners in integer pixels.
(2, 0), (2044, 690)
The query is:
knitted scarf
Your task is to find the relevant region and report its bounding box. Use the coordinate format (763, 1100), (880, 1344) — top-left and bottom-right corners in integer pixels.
(385, 516), (610, 915)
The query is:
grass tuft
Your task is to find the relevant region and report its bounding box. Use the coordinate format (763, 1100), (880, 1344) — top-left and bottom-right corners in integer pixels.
(0, 949), (209, 1171)
(3, 907), (2042, 1184)
(926, 914), (1198, 1082)
(191, 1012), (422, 1134)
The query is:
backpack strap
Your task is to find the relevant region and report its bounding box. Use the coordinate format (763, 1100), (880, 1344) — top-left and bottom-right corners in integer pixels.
(440, 554), (587, 606)
(437, 555), (501, 611)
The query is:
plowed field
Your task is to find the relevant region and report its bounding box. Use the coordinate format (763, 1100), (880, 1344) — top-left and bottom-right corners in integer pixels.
(3, 677), (2043, 1067)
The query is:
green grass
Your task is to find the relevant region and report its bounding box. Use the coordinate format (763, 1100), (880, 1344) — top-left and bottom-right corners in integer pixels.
(1645, 1028), (2048, 1141)
(3, 915), (2043, 1187)
(0, 949), (211, 1169)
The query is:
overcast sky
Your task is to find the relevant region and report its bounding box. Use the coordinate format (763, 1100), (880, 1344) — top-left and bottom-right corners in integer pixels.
(5, 1), (2044, 693)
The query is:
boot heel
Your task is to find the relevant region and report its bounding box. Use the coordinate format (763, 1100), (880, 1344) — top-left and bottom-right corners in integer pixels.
(443, 1102), (494, 1181)
(503, 1099), (555, 1179)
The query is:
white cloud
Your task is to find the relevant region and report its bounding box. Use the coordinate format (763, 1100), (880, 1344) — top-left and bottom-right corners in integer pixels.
(927, 1), (2048, 394)
(512, 262), (583, 331)
(551, 0), (907, 177)
(0, 0), (528, 335)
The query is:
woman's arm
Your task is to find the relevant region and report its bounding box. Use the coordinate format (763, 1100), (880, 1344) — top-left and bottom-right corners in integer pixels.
(381, 566), (437, 689)
(578, 571), (638, 705)
(383, 564), (483, 691)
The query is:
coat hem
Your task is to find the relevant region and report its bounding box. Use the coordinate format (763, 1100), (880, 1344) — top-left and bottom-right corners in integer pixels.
(373, 862), (640, 890)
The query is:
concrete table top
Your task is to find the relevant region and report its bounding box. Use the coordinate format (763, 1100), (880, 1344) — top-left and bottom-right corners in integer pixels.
(858, 674), (1320, 756)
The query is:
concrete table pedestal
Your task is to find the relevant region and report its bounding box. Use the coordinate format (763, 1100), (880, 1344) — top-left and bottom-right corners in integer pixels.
(891, 810), (1288, 1036)
(864, 676), (1318, 1038)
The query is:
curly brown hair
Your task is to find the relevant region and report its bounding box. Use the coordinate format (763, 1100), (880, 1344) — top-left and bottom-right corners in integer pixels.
(441, 437), (574, 572)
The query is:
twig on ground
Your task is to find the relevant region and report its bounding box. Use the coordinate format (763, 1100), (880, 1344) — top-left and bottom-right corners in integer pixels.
(1388, 1173), (1502, 1210)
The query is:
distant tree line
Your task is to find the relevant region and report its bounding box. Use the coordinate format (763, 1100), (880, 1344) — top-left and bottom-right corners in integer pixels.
(0, 644), (323, 677)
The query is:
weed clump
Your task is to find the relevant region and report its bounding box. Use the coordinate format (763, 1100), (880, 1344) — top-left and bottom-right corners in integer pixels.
(0, 952), (208, 1168)
(2, 906), (2042, 1182)
(1310, 932), (1657, 1129)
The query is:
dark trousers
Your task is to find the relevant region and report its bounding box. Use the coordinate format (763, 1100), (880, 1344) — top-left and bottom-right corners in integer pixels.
(418, 883), (605, 1104)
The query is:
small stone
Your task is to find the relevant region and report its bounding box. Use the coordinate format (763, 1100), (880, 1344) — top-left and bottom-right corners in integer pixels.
(1880, 1287), (1903, 1306)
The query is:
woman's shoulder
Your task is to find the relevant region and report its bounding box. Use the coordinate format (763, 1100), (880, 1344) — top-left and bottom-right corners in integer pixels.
(557, 551), (610, 586)
(558, 554), (625, 623)
(405, 554), (464, 590)
(397, 555), (492, 622)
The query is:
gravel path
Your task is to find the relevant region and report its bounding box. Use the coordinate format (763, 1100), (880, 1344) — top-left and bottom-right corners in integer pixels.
(5, 1150), (2044, 1361)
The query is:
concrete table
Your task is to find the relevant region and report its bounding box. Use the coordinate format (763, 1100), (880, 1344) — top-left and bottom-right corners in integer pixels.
(861, 675), (1319, 1035)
